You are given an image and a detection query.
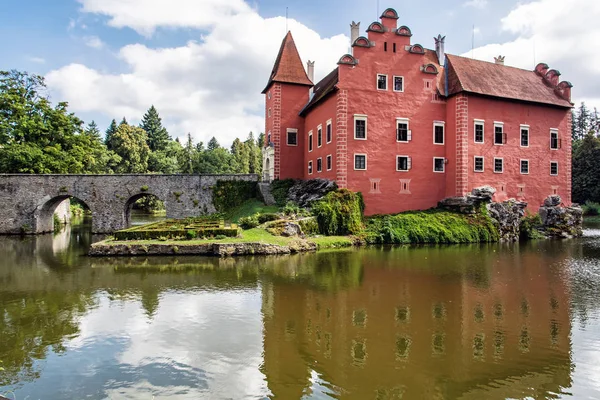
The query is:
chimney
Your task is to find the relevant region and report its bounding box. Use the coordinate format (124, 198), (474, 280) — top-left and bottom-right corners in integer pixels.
(307, 60), (315, 96)
(350, 21), (360, 51)
(434, 35), (446, 64)
(494, 55), (505, 66)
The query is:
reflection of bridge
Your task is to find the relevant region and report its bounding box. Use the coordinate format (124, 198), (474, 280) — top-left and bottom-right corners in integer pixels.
(0, 174), (258, 234)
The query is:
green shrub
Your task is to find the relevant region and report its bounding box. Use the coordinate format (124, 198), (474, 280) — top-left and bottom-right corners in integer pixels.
(298, 217), (319, 235)
(215, 234), (228, 240)
(140, 185), (149, 192)
(311, 189), (364, 236)
(271, 179), (297, 206)
(582, 201), (600, 216)
(258, 213), (280, 224)
(186, 230), (197, 240)
(212, 181), (258, 213)
(282, 201), (301, 216)
(364, 209), (499, 245)
(520, 214), (545, 240)
(239, 215), (260, 230)
(53, 213), (62, 232)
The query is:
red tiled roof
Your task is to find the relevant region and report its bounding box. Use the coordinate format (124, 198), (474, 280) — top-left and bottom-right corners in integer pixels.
(299, 68), (339, 116)
(262, 31), (313, 93)
(446, 54), (572, 108)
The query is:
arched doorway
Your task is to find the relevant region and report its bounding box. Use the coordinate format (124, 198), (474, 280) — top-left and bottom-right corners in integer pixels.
(124, 193), (166, 227)
(36, 196), (92, 234)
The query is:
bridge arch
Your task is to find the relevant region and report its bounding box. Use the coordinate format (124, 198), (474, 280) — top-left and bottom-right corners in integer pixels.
(34, 195), (92, 234)
(124, 192), (167, 227)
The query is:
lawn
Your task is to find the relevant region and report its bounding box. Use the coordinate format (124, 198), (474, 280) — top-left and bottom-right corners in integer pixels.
(223, 199), (280, 223)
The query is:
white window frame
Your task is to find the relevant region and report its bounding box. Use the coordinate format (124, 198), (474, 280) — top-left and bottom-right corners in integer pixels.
(354, 153), (367, 171)
(317, 157), (323, 173)
(520, 125), (530, 148)
(377, 74), (388, 91)
(433, 157), (445, 173)
(286, 128), (298, 146)
(520, 159), (529, 175)
(317, 124), (323, 148)
(393, 76), (404, 92)
(474, 156), (484, 173)
(433, 121), (445, 145)
(268, 91), (271, 100)
(396, 118), (411, 143)
(396, 155), (411, 172)
(326, 154), (332, 171)
(550, 128), (559, 150)
(550, 161), (559, 176)
(326, 119), (332, 144)
(474, 119), (485, 144)
(494, 122), (504, 146)
(308, 130), (313, 152)
(494, 157), (504, 174)
(354, 115), (368, 140)
(308, 160), (313, 175)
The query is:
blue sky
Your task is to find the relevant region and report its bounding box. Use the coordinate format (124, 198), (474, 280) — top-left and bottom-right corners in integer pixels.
(1, 0), (597, 145)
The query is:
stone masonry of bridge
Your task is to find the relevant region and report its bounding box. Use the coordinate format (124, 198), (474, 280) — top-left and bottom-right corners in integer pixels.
(0, 174), (258, 234)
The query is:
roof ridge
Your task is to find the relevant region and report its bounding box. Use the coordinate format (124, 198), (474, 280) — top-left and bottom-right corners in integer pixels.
(446, 53), (537, 74)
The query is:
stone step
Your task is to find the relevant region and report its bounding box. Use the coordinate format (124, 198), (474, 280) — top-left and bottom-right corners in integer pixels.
(258, 182), (276, 206)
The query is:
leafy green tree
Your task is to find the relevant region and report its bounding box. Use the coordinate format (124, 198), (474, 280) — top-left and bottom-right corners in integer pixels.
(572, 133), (600, 204)
(231, 138), (250, 173)
(148, 140), (183, 174)
(179, 133), (196, 174)
(246, 132), (262, 175)
(105, 119), (118, 150)
(207, 136), (220, 151)
(119, 117), (128, 126)
(111, 123), (150, 173)
(140, 105), (170, 152)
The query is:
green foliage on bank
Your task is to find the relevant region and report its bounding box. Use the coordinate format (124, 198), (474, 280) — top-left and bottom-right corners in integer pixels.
(224, 199), (279, 223)
(212, 181), (258, 214)
(311, 189), (365, 236)
(582, 201), (600, 216)
(114, 216), (239, 240)
(271, 179), (297, 206)
(519, 214), (545, 240)
(364, 208), (499, 245)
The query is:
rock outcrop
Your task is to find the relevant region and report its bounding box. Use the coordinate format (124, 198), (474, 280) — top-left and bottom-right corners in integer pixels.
(438, 186), (496, 214)
(538, 196), (583, 238)
(487, 200), (528, 241)
(287, 179), (336, 208)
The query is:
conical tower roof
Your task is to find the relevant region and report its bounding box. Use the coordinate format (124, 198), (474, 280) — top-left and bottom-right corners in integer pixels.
(262, 31), (313, 93)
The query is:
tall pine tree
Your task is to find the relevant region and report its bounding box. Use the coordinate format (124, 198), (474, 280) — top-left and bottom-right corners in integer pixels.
(85, 120), (101, 140)
(140, 105), (170, 152)
(105, 119), (118, 150)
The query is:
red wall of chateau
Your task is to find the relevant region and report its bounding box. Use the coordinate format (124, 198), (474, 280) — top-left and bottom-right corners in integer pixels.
(465, 95), (571, 208)
(303, 95), (337, 180)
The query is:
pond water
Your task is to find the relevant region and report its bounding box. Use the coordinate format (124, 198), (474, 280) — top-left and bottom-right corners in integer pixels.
(2, 218), (600, 399)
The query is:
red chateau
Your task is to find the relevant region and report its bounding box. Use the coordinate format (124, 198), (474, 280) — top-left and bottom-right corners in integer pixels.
(262, 7), (573, 215)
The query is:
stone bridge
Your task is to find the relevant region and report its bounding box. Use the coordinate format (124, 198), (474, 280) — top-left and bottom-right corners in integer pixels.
(0, 174), (259, 234)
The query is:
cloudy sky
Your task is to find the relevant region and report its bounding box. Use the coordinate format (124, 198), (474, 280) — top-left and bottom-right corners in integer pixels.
(1, 0), (598, 146)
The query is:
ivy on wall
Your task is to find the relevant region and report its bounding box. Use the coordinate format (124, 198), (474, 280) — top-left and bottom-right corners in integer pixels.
(212, 181), (258, 213)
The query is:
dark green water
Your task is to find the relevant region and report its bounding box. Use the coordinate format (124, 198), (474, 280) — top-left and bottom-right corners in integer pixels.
(2, 219), (600, 399)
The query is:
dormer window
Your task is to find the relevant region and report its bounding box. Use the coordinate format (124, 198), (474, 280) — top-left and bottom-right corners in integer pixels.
(377, 74), (388, 91)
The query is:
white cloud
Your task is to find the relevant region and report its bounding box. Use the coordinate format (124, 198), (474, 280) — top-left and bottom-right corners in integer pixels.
(28, 56), (46, 64)
(464, 0), (600, 107)
(83, 35), (105, 49)
(47, 2), (348, 146)
(77, 0), (254, 37)
(463, 0), (488, 9)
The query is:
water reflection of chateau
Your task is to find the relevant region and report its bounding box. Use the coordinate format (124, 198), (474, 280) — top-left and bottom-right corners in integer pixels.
(261, 245), (573, 399)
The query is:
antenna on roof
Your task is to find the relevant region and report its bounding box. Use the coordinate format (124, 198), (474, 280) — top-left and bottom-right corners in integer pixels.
(471, 24), (475, 59)
(286, 7), (289, 32)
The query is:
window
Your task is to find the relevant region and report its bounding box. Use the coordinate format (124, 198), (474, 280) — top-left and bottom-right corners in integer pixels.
(518, 185), (525, 197)
(317, 157), (322, 172)
(268, 91), (271, 100)
(393, 43), (397, 53)
(433, 157), (445, 173)
(397, 156), (411, 171)
(326, 155), (332, 171)
(474, 120), (484, 143)
(474, 156), (484, 172)
(494, 158), (504, 173)
(326, 120), (332, 143)
(268, 131), (272, 144)
(550, 129), (560, 149)
(308, 161), (313, 175)
(370, 179), (381, 194)
(520, 159), (529, 174)
(520, 125), (529, 147)
(354, 115), (367, 140)
(399, 179), (411, 194)
(396, 118), (410, 142)
(377, 74), (388, 91)
(384, 42), (388, 52)
(434, 122), (445, 145)
(317, 125), (323, 147)
(550, 161), (559, 176)
(268, 108), (271, 118)
(308, 131), (313, 152)
(393, 76), (404, 92)
(286, 129), (298, 146)
(494, 123), (505, 145)
(354, 154), (367, 170)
